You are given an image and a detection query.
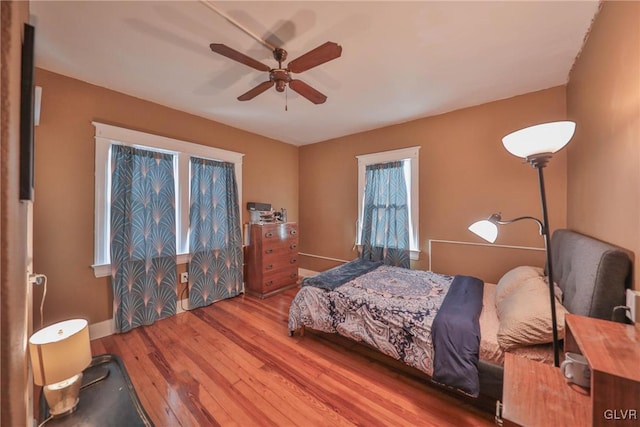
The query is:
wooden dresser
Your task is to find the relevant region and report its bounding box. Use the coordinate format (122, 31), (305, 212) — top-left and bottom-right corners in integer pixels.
(246, 222), (299, 298)
(501, 314), (640, 426)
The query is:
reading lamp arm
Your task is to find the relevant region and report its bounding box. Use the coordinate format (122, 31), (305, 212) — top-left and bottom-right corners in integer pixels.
(488, 213), (545, 235)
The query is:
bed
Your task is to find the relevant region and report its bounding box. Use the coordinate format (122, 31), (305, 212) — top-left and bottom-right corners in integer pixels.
(288, 229), (631, 400)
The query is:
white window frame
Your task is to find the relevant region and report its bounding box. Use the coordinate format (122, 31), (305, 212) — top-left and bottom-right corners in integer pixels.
(356, 146), (420, 260)
(92, 122), (244, 278)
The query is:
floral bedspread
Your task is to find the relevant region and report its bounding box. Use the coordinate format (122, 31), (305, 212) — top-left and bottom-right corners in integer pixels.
(288, 265), (454, 376)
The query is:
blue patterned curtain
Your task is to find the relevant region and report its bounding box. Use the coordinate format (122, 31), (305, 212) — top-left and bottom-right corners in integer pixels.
(110, 145), (177, 333)
(188, 158), (243, 308)
(361, 161), (410, 268)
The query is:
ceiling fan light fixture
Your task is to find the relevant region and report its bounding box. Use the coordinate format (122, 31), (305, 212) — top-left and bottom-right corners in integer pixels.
(209, 40), (341, 104)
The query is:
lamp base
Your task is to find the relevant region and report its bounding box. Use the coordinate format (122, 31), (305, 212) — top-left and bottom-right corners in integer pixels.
(43, 372), (83, 417)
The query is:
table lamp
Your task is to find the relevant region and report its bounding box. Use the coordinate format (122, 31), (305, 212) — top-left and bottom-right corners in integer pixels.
(29, 318), (92, 418)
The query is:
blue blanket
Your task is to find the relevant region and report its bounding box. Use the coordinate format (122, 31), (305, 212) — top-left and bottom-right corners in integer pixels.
(301, 258), (383, 290)
(431, 275), (484, 397)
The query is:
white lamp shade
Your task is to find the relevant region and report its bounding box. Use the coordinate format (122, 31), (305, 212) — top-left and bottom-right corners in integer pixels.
(502, 121), (576, 158)
(29, 319), (91, 386)
(468, 220), (498, 243)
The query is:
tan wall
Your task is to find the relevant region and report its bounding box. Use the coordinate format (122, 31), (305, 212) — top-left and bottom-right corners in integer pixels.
(566, 1), (640, 289)
(299, 87), (568, 284)
(33, 69), (298, 326)
(1, 1), (32, 425)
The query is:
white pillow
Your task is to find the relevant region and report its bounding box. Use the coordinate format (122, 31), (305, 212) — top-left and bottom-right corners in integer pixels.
(496, 275), (568, 350)
(495, 266), (545, 306)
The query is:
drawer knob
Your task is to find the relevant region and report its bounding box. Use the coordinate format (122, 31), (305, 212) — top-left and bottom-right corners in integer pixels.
(265, 280), (273, 287)
(265, 232), (274, 238)
(266, 264), (273, 270)
(265, 248), (274, 254)
(290, 244), (297, 250)
(290, 229), (297, 235)
(290, 258), (298, 264)
(290, 273), (298, 279)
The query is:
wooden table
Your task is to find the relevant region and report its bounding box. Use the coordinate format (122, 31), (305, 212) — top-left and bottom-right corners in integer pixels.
(501, 314), (640, 426)
(564, 314), (640, 426)
(502, 352), (590, 426)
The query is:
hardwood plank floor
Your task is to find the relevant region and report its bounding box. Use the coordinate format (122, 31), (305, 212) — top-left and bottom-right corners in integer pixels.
(91, 287), (495, 426)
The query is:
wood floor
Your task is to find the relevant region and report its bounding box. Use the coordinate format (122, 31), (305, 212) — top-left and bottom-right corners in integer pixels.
(91, 287), (495, 427)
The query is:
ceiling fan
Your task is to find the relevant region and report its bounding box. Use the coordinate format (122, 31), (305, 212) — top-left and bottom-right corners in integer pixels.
(199, 1), (341, 105)
(209, 42), (342, 104)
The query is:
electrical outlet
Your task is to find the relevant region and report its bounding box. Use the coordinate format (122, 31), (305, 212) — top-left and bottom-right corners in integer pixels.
(626, 289), (640, 323)
(180, 272), (189, 284)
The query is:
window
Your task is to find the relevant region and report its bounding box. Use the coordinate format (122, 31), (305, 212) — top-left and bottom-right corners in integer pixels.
(356, 146), (420, 260)
(92, 122), (244, 278)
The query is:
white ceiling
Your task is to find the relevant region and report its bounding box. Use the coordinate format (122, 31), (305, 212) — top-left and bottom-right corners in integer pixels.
(30, 1), (600, 146)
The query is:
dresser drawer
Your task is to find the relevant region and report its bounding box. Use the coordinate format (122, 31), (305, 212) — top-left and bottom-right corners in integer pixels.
(260, 223), (298, 242)
(259, 267), (298, 293)
(261, 239), (298, 258)
(261, 254), (298, 272)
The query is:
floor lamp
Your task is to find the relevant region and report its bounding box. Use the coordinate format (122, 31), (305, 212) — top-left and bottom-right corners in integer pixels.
(468, 121), (576, 368)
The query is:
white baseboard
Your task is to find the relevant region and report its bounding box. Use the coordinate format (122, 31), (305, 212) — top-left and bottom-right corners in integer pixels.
(89, 298), (190, 341)
(89, 317), (114, 340)
(298, 268), (319, 277)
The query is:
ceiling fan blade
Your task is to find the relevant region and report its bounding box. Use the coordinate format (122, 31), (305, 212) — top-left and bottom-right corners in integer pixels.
(289, 79), (327, 104)
(238, 81), (274, 101)
(210, 43), (271, 72)
(287, 42), (342, 73)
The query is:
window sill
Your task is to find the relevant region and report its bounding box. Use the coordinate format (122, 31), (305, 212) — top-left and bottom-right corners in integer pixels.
(354, 245), (420, 262)
(92, 253), (190, 278)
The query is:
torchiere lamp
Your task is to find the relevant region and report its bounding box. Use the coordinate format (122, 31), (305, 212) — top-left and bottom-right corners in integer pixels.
(468, 120), (576, 367)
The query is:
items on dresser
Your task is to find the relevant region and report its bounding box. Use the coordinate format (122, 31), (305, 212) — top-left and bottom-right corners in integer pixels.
(273, 208), (287, 223)
(247, 201), (273, 224)
(247, 201), (271, 211)
(250, 210), (275, 224)
(246, 223), (299, 298)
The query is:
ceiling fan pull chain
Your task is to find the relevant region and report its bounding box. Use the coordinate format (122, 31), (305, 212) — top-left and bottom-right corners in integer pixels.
(285, 85), (288, 111)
